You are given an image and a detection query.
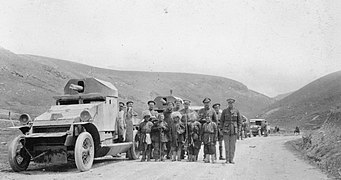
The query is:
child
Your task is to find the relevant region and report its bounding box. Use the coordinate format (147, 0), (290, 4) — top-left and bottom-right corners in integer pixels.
(137, 110), (154, 161)
(187, 112), (202, 162)
(151, 113), (168, 161)
(201, 116), (218, 163)
(169, 112), (185, 161)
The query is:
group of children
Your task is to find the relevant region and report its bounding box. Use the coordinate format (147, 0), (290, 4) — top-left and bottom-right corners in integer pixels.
(136, 109), (218, 163)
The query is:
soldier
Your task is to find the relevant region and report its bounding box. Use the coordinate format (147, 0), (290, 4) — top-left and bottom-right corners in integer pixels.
(137, 111), (154, 162)
(179, 100), (194, 160)
(198, 98), (218, 124)
(198, 98), (217, 160)
(125, 101), (138, 142)
(116, 102), (126, 143)
(201, 116), (218, 163)
(220, 98), (241, 164)
(147, 100), (158, 119)
(169, 112), (185, 161)
(213, 103), (225, 160)
(151, 113), (168, 161)
(163, 102), (174, 159)
(173, 99), (182, 112)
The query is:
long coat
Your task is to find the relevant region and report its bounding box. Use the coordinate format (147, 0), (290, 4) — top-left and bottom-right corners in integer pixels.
(169, 122), (185, 147)
(201, 121), (217, 145)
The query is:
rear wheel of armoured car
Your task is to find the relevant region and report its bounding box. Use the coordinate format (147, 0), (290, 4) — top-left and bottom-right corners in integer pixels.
(8, 135), (31, 172)
(126, 127), (139, 160)
(75, 132), (94, 171)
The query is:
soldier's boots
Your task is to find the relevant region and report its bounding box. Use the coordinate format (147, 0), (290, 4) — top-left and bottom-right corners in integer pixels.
(219, 146), (225, 160)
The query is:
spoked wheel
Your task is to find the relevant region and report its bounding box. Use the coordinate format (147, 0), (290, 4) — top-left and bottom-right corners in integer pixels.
(8, 135), (31, 172)
(74, 132), (94, 171)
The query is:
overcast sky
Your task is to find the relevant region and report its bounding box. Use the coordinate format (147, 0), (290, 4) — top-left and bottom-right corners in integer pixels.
(1, 0), (340, 97)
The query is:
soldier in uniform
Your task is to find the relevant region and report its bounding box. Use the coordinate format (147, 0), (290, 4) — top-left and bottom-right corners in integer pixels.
(147, 100), (158, 119)
(116, 102), (126, 143)
(125, 101), (138, 143)
(220, 98), (241, 164)
(163, 102), (174, 159)
(213, 103), (225, 160)
(198, 98), (217, 160)
(179, 100), (194, 160)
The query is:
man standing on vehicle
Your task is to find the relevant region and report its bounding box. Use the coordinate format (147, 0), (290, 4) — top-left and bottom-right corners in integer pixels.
(220, 98), (241, 164)
(212, 103), (225, 160)
(173, 99), (182, 112)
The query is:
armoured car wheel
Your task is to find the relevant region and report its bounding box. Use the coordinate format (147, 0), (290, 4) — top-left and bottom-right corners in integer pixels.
(75, 132), (94, 171)
(127, 128), (140, 160)
(8, 135), (30, 172)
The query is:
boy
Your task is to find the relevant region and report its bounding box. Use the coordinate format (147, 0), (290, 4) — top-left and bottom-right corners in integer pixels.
(169, 112), (185, 161)
(137, 110), (154, 161)
(201, 116), (218, 163)
(151, 113), (168, 161)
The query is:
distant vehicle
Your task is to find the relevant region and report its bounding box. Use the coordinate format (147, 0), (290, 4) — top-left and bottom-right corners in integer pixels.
(8, 78), (139, 172)
(249, 119), (267, 137)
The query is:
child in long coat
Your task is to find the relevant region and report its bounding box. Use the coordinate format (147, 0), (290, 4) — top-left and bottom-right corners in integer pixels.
(151, 113), (168, 161)
(201, 116), (218, 163)
(137, 111), (154, 161)
(169, 112), (185, 161)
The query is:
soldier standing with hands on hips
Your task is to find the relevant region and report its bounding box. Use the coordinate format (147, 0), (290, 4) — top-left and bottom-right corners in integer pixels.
(220, 98), (241, 164)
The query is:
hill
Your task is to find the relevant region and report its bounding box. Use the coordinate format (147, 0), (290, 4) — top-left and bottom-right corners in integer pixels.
(0, 47), (272, 119)
(260, 70), (341, 129)
(273, 92), (292, 101)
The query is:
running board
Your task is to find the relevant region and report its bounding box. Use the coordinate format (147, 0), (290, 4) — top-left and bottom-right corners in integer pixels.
(101, 142), (133, 156)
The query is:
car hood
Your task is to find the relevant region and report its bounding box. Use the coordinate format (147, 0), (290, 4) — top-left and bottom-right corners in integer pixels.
(33, 103), (101, 126)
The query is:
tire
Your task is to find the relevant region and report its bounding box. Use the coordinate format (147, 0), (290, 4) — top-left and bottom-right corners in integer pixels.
(75, 132), (94, 172)
(8, 135), (30, 172)
(126, 128), (139, 160)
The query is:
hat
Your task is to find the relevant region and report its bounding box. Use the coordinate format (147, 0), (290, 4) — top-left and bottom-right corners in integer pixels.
(119, 102), (125, 107)
(226, 98), (235, 103)
(126, 101), (134, 105)
(142, 110), (152, 118)
(147, 100), (156, 105)
(171, 112), (182, 119)
(183, 100), (191, 105)
(212, 103), (220, 108)
(174, 99), (182, 103)
(202, 97), (211, 103)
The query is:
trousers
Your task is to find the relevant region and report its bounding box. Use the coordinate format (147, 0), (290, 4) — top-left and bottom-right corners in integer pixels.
(223, 134), (237, 162)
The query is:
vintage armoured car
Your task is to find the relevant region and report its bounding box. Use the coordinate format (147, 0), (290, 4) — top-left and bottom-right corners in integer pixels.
(8, 78), (139, 172)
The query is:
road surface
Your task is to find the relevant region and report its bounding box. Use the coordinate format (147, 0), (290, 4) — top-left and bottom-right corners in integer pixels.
(0, 135), (331, 180)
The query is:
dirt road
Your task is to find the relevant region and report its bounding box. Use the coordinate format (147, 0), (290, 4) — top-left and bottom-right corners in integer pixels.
(0, 136), (331, 180)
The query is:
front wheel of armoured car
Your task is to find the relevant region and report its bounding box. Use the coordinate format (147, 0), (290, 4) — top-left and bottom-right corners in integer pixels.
(75, 132), (94, 172)
(8, 135), (31, 172)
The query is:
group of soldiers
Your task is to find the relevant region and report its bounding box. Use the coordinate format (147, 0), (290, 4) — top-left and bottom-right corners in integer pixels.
(116, 97), (242, 164)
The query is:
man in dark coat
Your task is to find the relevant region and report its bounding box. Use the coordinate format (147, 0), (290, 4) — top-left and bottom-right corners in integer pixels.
(163, 102), (174, 159)
(220, 98), (241, 164)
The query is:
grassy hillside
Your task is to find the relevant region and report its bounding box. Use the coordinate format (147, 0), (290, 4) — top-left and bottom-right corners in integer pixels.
(260, 70), (341, 130)
(0, 47), (272, 119)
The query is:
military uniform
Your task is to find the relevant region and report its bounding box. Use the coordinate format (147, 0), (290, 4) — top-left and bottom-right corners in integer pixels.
(198, 108), (217, 124)
(220, 99), (241, 163)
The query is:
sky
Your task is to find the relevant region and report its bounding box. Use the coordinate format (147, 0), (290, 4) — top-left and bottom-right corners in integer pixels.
(0, 0), (340, 97)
